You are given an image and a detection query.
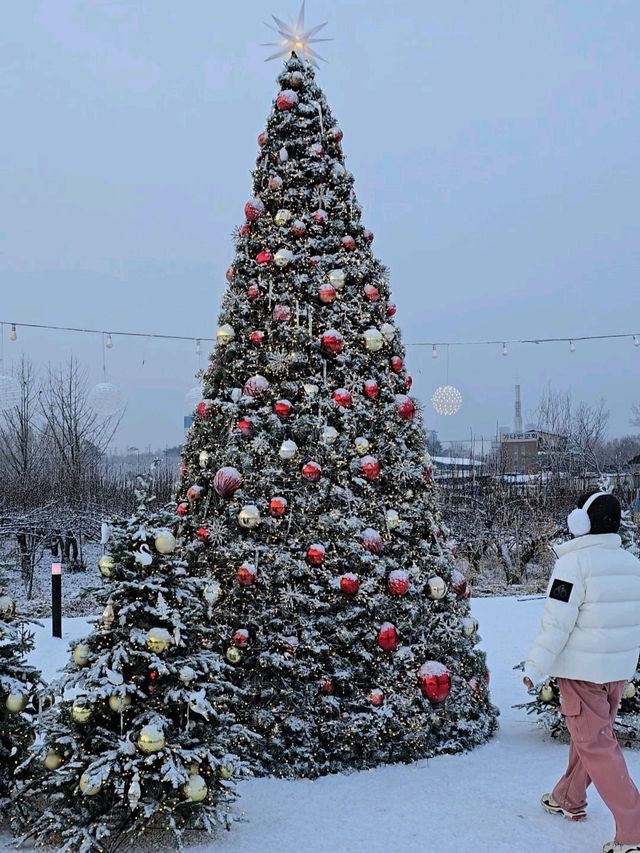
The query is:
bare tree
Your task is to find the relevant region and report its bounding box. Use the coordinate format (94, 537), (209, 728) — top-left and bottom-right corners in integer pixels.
(0, 357), (44, 481)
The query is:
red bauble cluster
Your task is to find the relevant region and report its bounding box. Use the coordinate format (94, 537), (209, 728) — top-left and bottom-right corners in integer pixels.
(272, 304), (291, 323)
(390, 356), (403, 374)
(318, 284), (336, 304)
(361, 527), (383, 555)
(339, 573), (360, 595)
(244, 197), (265, 222)
(341, 235), (356, 251)
(232, 629), (249, 647)
(363, 284), (379, 301)
(332, 388), (352, 408)
(307, 543), (326, 566)
(274, 399), (293, 418)
(377, 622), (398, 651)
(269, 496), (288, 518)
(302, 461), (322, 482)
(213, 466), (242, 499)
(250, 330), (265, 346)
(418, 662), (452, 703)
(363, 379), (380, 400)
(395, 394), (416, 421)
(276, 89), (299, 111)
(322, 329), (344, 355)
(387, 569), (410, 596)
(236, 418), (252, 437)
(236, 562), (257, 587)
(196, 399), (214, 419)
(360, 455), (381, 481)
(256, 250), (273, 265)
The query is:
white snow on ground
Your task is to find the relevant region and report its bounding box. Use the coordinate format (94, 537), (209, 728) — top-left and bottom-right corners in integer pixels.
(4, 596), (639, 853)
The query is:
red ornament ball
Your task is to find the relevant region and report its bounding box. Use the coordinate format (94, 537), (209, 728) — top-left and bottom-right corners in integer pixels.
(276, 89), (299, 111)
(236, 418), (252, 437)
(405, 375), (413, 390)
(363, 379), (380, 400)
(179, 463), (187, 477)
(312, 209), (328, 225)
(318, 284), (336, 304)
(418, 662), (451, 703)
(332, 388), (352, 408)
(339, 573), (360, 595)
(310, 255), (321, 267)
(225, 266), (235, 283)
(291, 219), (306, 238)
(361, 527), (383, 555)
(329, 126), (344, 142)
(213, 466), (242, 499)
(423, 466), (433, 481)
(232, 629), (249, 648)
(187, 485), (203, 502)
(239, 223), (251, 236)
(256, 250), (273, 265)
(258, 132), (268, 146)
(268, 175), (283, 191)
(274, 399), (293, 418)
(250, 330), (265, 346)
(341, 235), (356, 251)
(302, 461), (322, 483)
(319, 679), (334, 695)
(243, 374), (270, 397)
(236, 562), (257, 587)
(196, 399), (214, 419)
(272, 304), (291, 323)
(247, 284), (260, 300)
(387, 570), (410, 596)
(309, 142), (325, 158)
(322, 329), (344, 355)
(369, 688), (384, 707)
(269, 496), (288, 518)
(363, 228), (374, 243)
(386, 303), (397, 317)
(395, 394), (416, 421)
(307, 543), (326, 566)
(390, 356), (403, 374)
(452, 569), (470, 599)
(360, 455), (381, 481)
(377, 622), (398, 651)
(363, 284), (379, 302)
(196, 527), (210, 543)
(176, 502), (188, 518)
(244, 197), (265, 222)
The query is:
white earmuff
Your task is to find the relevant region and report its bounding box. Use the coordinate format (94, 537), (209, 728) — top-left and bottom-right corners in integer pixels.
(567, 491), (608, 537)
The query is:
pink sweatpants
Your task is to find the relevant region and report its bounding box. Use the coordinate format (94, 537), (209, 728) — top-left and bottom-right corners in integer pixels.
(552, 677), (640, 845)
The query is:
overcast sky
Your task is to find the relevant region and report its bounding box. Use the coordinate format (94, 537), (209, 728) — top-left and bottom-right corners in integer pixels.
(1, 0), (638, 452)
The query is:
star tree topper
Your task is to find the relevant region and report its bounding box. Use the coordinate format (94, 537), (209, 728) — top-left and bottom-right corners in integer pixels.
(263, 1), (331, 66)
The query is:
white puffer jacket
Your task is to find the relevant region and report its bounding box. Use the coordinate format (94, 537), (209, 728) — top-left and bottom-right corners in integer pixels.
(526, 534), (640, 683)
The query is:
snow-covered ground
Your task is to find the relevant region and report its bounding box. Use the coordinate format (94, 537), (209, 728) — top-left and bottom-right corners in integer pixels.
(3, 596), (637, 853)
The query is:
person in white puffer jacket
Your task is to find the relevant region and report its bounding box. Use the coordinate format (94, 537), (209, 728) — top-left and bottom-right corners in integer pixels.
(525, 490), (640, 853)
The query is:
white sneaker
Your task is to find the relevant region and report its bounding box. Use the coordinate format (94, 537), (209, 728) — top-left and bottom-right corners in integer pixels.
(602, 843), (640, 853)
(541, 793), (587, 821)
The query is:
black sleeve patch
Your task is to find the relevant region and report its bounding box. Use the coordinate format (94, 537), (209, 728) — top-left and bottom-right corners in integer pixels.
(549, 578), (573, 603)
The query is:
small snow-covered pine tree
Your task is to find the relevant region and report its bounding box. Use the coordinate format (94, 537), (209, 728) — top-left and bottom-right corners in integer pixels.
(176, 52), (497, 778)
(14, 472), (252, 852)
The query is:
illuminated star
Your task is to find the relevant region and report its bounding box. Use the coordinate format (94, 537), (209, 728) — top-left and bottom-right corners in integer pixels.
(263, 1), (331, 67)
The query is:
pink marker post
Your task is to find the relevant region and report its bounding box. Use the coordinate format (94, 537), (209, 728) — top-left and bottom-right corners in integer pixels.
(51, 562), (62, 638)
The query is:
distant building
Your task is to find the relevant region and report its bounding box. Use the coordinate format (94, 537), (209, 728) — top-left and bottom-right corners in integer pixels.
(500, 429), (566, 474)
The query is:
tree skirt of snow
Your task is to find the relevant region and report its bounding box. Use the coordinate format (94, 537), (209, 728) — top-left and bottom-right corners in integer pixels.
(3, 596), (637, 853)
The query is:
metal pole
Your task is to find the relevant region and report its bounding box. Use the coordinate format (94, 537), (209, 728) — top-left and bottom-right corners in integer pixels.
(51, 563), (62, 638)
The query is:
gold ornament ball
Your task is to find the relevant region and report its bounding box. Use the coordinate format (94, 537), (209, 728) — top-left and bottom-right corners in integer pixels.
(154, 530), (176, 554)
(0, 594), (16, 617)
(43, 749), (64, 771)
(98, 555), (115, 578)
(137, 724), (165, 754)
(108, 694), (132, 713)
(274, 208), (292, 226)
(79, 771), (102, 796)
(72, 643), (91, 667)
(354, 436), (370, 456)
(71, 702), (93, 724)
(226, 647), (242, 664)
(623, 682), (637, 700)
(427, 576), (447, 600)
(539, 684), (555, 703)
(218, 762), (234, 780)
(216, 323), (235, 346)
(385, 509), (401, 530)
(363, 327), (384, 352)
(5, 692), (28, 714)
(146, 627), (173, 653)
(238, 504), (261, 529)
(328, 269), (346, 291)
(183, 774), (208, 802)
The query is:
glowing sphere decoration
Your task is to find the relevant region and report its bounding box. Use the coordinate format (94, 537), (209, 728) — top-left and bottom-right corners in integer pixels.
(539, 684), (555, 703)
(354, 436), (370, 456)
(256, 250), (273, 265)
(431, 385), (463, 416)
(44, 749), (64, 771)
(72, 643), (91, 667)
(5, 692), (28, 713)
(428, 576), (447, 600)
(250, 330), (265, 346)
(79, 772), (102, 796)
(154, 530), (176, 554)
(462, 617), (478, 638)
(624, 682), (637, 700)
(418, 662), (451, 703)
(137, 724), (165, 754)
(183, 774), (208, 803)
(87, 382), (124, 417)
(146, 627), (172, 653)
(98, 555), (115, 578)
(0, 375), (20, 412)
(232, 628), (249, 647)
(274, 208), (292, 225)
(291, 219), (306, 237)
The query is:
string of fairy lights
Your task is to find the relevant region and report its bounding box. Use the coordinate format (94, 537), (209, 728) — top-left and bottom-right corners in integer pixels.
(1, 320), (639, 418)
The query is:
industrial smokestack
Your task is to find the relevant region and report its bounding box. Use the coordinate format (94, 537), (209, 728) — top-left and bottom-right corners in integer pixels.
(514, 384), (523, 432)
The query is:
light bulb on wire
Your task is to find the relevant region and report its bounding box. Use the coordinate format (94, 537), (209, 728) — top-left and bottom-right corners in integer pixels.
(569, 340), (576, 353)
(431, 345), (438, 360)
(10, 324), (17, 342)
(501, 343), (508, 357)
(106, 334), (113, 349)
(196, 339), (202, 356)
(634, 336), (640, 348)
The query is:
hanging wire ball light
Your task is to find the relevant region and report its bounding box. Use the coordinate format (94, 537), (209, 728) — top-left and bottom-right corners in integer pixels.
(88, 382), (124, 417)
(431, 385), (463, 416)
(0, 375), (21, 412)
(185, 386), (203, 412)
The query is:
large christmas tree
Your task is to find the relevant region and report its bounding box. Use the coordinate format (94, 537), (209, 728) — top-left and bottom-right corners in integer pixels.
(14, 473), (251, 852)
(177, 50), (498, 778)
